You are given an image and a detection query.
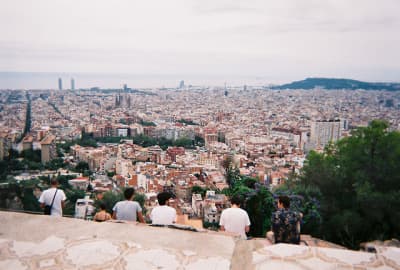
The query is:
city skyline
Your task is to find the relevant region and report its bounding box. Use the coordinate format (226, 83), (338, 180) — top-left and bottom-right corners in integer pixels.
(1, 0), (399, 85)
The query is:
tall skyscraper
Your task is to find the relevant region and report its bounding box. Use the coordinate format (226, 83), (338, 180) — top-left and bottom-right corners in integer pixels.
(58, 78), (62, 90)
(71, 78), (75, 90)
(310, 119), (341, 148)
(179, 80), (184, 89)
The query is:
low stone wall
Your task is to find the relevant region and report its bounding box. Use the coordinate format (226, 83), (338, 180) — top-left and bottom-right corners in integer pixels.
(1, 211), (399, 270)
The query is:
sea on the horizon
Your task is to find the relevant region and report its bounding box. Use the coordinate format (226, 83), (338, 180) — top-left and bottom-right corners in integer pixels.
(0, 72), (273, 90)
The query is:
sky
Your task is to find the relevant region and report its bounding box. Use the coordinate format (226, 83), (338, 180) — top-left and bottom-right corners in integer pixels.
(1, 0), (399, 85)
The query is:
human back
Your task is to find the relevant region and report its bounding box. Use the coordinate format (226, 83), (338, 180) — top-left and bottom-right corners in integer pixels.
(271, 195), (301, 244)
(38, 179), (66, 217)
(150, 192), (177, 225)
(220, 207), (250, 238)
(219, 195), (251, 239)
(113, 200), (142, 221)
(112, 187), (145, 223)
(94, 203), (111, 222)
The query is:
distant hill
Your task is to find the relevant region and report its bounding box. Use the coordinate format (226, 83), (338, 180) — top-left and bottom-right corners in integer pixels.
(272, 78), (400, 91)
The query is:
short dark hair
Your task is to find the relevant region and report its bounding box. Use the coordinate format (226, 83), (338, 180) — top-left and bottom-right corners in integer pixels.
(50, 178), (58, 186)
(230, 195), (244, 206)
(279, 195), (290, 208)
(157, 192), (172, 206)
(124, 188), (135, 200)
(99, 203), (106, 210)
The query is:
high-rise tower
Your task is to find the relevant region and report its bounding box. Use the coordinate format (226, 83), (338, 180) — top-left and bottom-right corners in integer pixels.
(310, 119), (341, 148)
(58, 78), (62, 90)
(71, 78), (75, 90)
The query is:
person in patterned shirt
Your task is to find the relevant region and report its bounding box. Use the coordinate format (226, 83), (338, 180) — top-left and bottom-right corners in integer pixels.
(271, 195), (302, 244)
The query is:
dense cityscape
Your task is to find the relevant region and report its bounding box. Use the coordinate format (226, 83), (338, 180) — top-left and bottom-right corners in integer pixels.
(1, 0), (400, 268)
(1, 79), (400, 234)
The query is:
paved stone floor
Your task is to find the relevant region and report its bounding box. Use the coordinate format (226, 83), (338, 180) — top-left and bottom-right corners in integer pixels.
(251, 243), (400, 270)
(1, 211), (399, 270)
(0, 235), (232, 269)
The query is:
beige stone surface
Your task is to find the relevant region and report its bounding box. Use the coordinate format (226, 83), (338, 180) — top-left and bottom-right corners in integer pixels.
(1, 211), (235, 269)
(1, 211), (400, 270)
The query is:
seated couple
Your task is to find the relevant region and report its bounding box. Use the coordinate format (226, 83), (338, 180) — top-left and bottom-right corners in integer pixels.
(109, 188), (176, 226)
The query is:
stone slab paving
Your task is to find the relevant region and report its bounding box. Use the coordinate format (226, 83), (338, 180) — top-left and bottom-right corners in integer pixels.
(0, 212), (234, 270)
(1, 211), (400, 270)
(250, 242), (400, 270)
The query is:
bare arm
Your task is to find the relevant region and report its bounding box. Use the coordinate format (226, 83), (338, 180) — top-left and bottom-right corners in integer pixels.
(40, 202), (45, 209)
(220, 225), (225, 231)
(61, 201), (65, 209)
(137, 211), (145, 223)
(112, 211), (117, 219)
(245, 225), (250, 233)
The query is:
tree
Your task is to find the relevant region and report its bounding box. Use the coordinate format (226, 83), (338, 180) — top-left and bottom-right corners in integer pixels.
(17, 179), (41, 212)
(226, 166), (241, 188)
(56, 174), (76, 190)
(295, 120), (400, 249)
(106, 171), (116, 178)
(134, 193), (146, 215)
(221, 155), (233, 173)
(21, 149), (41, 163)
(194, 135), (205, 147)
(74, 161), (89, 173)
(191, 185), (206, 198)
(140, 120), (156, 126)
(274, 183), (322, 237)
(45, 158), (66, 170)
(225, 169), (274, 238)
(64, 189), (86, 216)
(244, 184), (274, 237)
(174, 137), (193, 148)
(94, 190), (124, 214)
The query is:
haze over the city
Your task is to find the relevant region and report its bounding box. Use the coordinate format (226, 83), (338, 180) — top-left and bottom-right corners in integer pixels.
(1, 0), (400, 89)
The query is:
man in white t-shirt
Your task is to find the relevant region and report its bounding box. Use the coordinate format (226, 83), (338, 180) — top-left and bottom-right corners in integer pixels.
(39, 178), (67, 217)
(150, 192), (177, 225)
(112, 188), (145, 223)
(219, 195), (251, 239)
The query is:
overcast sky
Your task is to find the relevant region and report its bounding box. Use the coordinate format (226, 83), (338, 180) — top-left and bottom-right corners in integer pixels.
(1, 0), (399, 83)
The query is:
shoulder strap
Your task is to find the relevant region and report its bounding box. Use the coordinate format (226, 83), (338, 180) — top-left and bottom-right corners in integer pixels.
(50, 189), (58, 208)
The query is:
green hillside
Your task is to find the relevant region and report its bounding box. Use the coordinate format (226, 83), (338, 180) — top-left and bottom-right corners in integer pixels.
(273, 78), (400, 91)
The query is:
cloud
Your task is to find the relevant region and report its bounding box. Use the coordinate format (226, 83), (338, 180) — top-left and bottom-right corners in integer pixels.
(0, 0), (399, 83)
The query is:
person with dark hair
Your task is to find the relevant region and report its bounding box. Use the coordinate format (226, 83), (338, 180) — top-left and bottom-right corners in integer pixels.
(93, 203), (111, 222)
(270, 195), (302, 244)
(150, 192), (177, 225)
(39, 178), (66, 217)
(219, 195), (251, 239)
(112, 187), (145, 223)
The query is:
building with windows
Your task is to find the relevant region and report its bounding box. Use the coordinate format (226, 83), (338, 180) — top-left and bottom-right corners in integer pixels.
(310, 119), (341, 148)
(40, 134), (56, 163)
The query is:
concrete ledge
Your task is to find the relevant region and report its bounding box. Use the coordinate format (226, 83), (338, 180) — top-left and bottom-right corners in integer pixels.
(1, 211), (399, 270)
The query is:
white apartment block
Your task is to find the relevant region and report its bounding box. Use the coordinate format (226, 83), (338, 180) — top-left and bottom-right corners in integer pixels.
(310, 119), (341, 148)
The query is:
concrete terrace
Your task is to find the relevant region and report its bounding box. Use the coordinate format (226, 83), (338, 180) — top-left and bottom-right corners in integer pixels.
(1, 211), (399, 270)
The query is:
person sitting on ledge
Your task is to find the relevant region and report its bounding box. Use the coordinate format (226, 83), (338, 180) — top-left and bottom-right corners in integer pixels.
(150, 192), (177, 225)
(93, 203), (111, 222)
(112, 188), (145, 223)
(219, 195), (251, 239)
(269, 195), (302, 244)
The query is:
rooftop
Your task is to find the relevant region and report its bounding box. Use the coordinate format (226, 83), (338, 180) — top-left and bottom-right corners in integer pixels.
(40, 135), (55, 145)
(1, 211), (399, 270)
